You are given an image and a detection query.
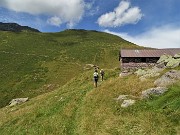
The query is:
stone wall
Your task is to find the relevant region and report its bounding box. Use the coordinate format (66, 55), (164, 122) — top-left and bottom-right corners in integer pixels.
(121, 57), (159, 70)
(122, 63), (156, 70)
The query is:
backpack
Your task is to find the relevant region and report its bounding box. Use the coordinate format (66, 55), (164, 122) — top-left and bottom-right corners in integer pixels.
(93, 72), (99, 79)
(100, 70), (104, 75)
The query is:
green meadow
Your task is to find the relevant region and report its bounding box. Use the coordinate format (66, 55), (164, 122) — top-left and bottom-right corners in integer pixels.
(0, 30), (179, 135)
(0, 29), (140, 108)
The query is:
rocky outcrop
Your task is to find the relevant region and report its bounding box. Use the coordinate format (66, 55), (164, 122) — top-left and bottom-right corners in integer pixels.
(154, 70), (180, 87)
(157, 54), (180, 68)
(141, 87), (168, 99)
(166, 59), (180, 68)
(157, 54), (173, 64)
(9, 98), (29, 107)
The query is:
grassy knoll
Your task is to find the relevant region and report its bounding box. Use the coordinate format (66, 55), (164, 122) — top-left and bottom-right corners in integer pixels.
(0, 68), (179, 135)
(0, 29), (140, 108)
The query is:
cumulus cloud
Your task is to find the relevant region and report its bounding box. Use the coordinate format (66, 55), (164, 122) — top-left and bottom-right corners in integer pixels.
(104, 25), (180, 48)
(47, 16), (62, 27)
(0, 0), (85, 27)
(98, 1), (143, 27)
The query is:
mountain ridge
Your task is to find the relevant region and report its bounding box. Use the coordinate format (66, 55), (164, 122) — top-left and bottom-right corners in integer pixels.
(0, 22), (40, 32)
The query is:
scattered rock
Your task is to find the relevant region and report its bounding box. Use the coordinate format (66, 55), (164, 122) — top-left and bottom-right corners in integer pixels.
(141, 87), (168, 99)
(115, 95), (138, 108)
(9, 98), (29, 107)
(83, 64), (99, 70)
(121, 99), (135, 108)
(119, 70), (132, 77)
(154, 70), (180, 87)
(116, 95), (129, 101)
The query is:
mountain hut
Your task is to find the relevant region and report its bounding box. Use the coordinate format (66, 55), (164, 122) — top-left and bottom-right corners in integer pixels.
(119, 48), (180, 70)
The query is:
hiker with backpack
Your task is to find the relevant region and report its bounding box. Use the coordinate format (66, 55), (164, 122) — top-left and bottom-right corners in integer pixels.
(100, 69), (105, 81)
(93, 69), (99, 88)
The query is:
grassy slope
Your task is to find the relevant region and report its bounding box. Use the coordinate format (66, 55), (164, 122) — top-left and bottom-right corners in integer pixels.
(0, 30), (179, 135)
(0, 29), (140, 108)
(0, 68), (179, 135)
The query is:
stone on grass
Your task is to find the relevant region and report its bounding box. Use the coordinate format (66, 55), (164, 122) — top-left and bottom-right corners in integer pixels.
(119, 70), (132, 77)
(121, 99), (135, 108)
(154, 70), (180, 87)
(9, 98), (29, 107)
(83, 64), (95, 70)
(116, 95), (129, 101)
(141, 87), (168, 99)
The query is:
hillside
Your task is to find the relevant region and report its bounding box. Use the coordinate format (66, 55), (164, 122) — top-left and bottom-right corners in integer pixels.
(0, 28), (179, 135)
(0, 68), (179, 135)
(0, 22), (40, 32)
(0, 29), (140, 108)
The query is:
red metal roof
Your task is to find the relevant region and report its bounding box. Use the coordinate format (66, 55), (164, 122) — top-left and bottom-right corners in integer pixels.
(120, 48), (180, 57)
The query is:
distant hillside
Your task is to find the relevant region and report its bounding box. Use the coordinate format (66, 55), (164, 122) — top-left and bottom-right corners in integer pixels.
(0, 22), (40, 32)
(0, 29), (141, 108)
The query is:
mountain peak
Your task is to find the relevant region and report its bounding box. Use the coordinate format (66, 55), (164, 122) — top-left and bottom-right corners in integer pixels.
(0, 22), (40, 32)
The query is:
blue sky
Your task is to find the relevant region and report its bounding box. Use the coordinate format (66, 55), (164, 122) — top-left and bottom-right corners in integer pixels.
(0, 0), (180, 48)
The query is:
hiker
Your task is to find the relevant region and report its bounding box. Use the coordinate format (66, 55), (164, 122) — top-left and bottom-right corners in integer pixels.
(93, 69), (99, 88)
(100, 69), (105, 81)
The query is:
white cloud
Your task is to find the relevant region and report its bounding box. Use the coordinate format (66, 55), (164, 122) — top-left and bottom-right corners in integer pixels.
(0, 0), (85, 27)
(88, 6), (99, 16)
(47, 16), (62, 27)
(85, 0), (99, 16)
(97, 1), (143, 27)
(104, 25), (180, 49)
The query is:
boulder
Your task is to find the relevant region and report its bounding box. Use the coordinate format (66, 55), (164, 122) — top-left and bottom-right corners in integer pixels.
(157, 53), (180, 68)
(166, 59), (180, 68)
(154, 70), (180, 87)
(157, 54), (173, 64)
(141, 87), (168, 99)
(174, 53), (180, 58)
(9, 98), (29, 107)
(121, 99), (135, 108)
